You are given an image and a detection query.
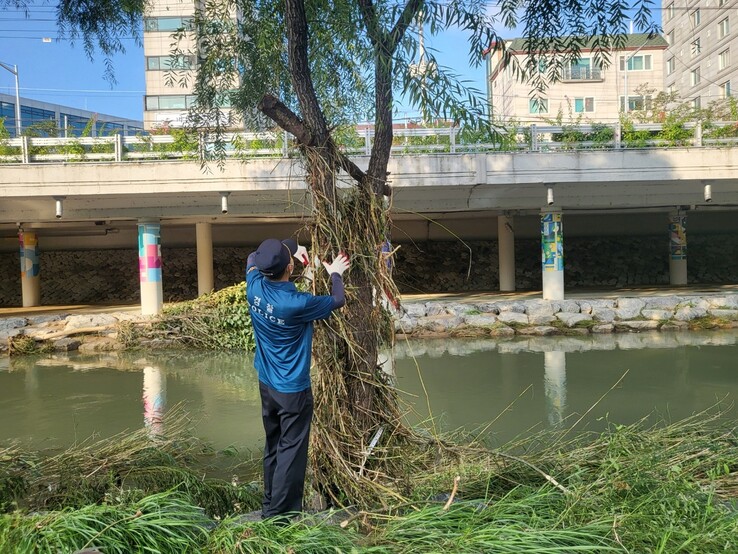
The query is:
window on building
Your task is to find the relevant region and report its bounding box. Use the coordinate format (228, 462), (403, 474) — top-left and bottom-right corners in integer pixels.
(145, 95), (199, 111)
(690, 9), (701, 27)
(20, 105), (57, 135)
(0, 101), (20, 137)
(719, 17), (730, 39)
(146, 55), (196, 71)
(666, 3), (674, 21)
(691, 38), (701, 57)
(59, 113), (92, 136)
(667, 57), (676, 75)
(563, 57), (602, 80)
(667, 30), (675, 46)
(691, 68), (701, 86)
(692, 97), (701, 110)
(720, 0), (726, 6)
(620, 54), (652, 71)
(719, 49), (730, 70)
(620, 95), (653, 111)
(574, 97), (595, 113)
(143, 17), (194, 32)
(720, 81), (732, 98)
(529, 98), (548, 114)
(667, 84), (677, 96)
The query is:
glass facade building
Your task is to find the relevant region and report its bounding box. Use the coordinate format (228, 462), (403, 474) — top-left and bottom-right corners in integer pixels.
(0, 93), (144, 138)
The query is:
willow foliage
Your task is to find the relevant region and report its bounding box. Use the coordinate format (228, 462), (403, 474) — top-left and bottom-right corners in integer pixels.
(3, 0), (661, 510)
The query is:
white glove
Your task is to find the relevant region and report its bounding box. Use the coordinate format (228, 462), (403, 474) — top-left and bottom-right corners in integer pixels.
(322, 252), (350, 276)
(293, 244), (309, 265)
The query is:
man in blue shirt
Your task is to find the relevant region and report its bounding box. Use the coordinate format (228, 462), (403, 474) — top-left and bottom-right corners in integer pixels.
(246, 237), (350, 519)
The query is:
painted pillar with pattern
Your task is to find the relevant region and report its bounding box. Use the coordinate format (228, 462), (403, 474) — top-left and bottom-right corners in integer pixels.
(541, 209), (564, 300)
(19, 231), (41, 307)
(138, 221), (163, 315)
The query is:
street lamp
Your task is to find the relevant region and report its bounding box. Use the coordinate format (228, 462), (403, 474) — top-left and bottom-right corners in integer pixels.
(0, 60), (21, 136)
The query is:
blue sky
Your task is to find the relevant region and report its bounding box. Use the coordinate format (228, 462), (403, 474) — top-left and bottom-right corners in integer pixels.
(0, 8), (489, 124)
(0, 5), (660, 125)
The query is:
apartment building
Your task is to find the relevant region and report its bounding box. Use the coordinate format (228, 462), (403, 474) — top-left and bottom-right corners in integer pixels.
(143, 0), (200, 130)
(486, 34), (668, 123)
(662, 0), (736, 108)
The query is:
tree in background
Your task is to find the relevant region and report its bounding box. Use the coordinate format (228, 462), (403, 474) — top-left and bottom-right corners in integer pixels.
(10, 0), (658, 508)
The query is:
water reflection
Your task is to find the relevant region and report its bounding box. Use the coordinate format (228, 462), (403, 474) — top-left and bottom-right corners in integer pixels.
(392, 330), (738, 446)
(142, 366), (166, 436)
(543, 351), (566, 426)
(0, 330), (736, 451)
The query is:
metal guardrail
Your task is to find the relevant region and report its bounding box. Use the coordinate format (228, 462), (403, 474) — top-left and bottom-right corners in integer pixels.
(0, 121), (736, 164)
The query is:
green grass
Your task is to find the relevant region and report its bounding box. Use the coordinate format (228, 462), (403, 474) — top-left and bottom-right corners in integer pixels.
(1, 408), (738, 552)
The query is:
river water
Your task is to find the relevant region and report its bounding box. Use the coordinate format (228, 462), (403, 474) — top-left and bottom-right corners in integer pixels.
(1, 330), (737, 452)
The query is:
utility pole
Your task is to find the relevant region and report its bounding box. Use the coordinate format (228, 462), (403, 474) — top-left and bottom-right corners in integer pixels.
(0, 61), (21, 136)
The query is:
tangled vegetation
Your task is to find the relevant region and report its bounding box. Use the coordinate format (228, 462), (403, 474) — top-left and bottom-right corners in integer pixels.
(1, 407), (737, 552)
(125, 283), (256, 351)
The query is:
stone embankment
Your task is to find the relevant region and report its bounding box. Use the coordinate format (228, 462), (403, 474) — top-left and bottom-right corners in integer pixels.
(2, 293), (738, 355)
(395, 294), (738, 337)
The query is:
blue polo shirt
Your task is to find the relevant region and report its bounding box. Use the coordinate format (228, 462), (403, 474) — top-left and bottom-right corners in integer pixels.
(246, 266), (335, 393)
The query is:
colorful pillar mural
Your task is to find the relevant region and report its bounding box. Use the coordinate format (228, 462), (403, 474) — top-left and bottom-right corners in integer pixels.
(669, 212), (687, 286)
(138, 221), (163, 315)
(541, 210), (564, 300)
(19, 231), (41, 307)
(498, 214), (516, 292)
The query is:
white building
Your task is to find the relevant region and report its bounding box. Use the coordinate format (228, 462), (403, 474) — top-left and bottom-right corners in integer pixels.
(143, 2), (199, 130)
(662, 0), (736, 108)
(486, 34), (668, 123)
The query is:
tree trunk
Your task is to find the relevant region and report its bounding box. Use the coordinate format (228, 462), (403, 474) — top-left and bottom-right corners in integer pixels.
(259, 0), (420, 509)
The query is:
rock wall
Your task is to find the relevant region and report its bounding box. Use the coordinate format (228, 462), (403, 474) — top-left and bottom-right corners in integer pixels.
(1, 235), (737, 306)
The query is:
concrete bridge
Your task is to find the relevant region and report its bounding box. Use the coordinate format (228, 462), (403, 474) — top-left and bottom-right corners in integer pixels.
(2, 145), (738, 311)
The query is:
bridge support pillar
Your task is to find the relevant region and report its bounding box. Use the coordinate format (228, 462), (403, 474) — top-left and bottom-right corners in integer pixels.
(669, 212), (688, 286)
(541, 209), (564, 300)
(196, 222), (214, 296)
(19, 230), (41, 307)
(497, 214), (516, 292)
(138, 220), (163, 315)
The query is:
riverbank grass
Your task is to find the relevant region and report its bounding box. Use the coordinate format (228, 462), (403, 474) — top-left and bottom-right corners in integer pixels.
(1, 407), (737, 552)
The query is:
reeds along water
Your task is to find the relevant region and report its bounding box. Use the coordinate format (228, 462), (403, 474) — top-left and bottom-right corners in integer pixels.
(0, 403), (737, 552)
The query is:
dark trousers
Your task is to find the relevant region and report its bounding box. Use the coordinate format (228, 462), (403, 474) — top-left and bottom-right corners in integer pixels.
(259, 381), (313, 518)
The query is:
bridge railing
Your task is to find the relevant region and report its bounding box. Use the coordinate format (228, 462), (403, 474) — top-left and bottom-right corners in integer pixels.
(1, 121), (737, 163)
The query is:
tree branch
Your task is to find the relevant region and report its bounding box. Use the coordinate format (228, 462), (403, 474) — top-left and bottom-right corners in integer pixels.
(388, 0), (423, 52)
(357, 0), (385, 48)
(258, 93), (314, 146)
(258, 94), (390, 196)
(285, 0), (330, 144)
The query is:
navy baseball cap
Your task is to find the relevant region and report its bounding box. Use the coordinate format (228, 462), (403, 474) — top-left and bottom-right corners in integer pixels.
(254, 238), (298, 277)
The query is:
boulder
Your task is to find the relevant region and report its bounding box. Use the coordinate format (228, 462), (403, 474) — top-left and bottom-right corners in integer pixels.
(555, 313), (592, 327)
(497, 312), (529, 325)
(517, 326), (558, 336)
(674, 306), (707, 321)
(615, 298), (645, 320)
(64, 314), (118, 331)
(615, 320), (660, 331)
(641, 309), (674, 321)
(463, 313), (498, 327)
